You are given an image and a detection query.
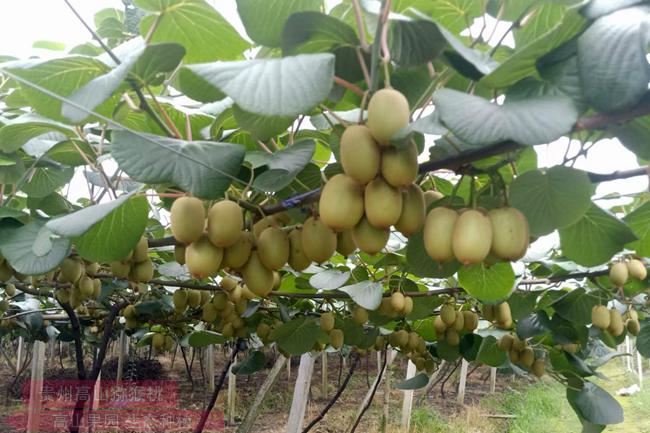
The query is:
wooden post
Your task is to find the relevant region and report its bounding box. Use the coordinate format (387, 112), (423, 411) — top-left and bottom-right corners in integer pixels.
(286, 355), (292, 389)
(207, 345), (215, 392)
(376, 351), (381, 377)
(92, 372), (101, 410)
(228, 352), (237, 425)
(626, 336), (633, 372)
(285, 353), (316, 433)
(16, 336), (24, 374)
(321, 352), (328, 399)
(457, 359), (469, 404)
(490, 367), (497, 393)
(116, 330), (127, 383)
(382, 352), (392, 433)
(236, 355), (287, 433)
(638, 351), (643, 388)
(400, 360), (417, 432)
(26, 341), (46, 433)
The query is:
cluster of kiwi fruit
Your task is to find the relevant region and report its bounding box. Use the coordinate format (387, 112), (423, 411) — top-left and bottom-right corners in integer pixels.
(481, 301), (513, 329)
(433, 303), (479, 346)
(424, 205), (529, 265)
(108, 237), (154, 283)
(54, 257), (103, 312)
(151, 331), (174, 352)
(377, 291), (414, 318)
(591, 305), (625, 337)
(0, 253), (25, 282)
(317, 88), (422, 256)
(609, 258), (647, 287)
(498, 334), (545, 377)
(387, 329), (436, 374)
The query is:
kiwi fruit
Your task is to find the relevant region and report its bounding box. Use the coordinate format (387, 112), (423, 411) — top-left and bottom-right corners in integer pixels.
(301, 217), (337, 263)
(187, 289), (202, 308)
(392, 329), (409, 347)
(364, 177), (403, 229)
(395, 184), (426, 237)
(319, 174), (365, 231)
(170, 197), (205, 244)
(462, 311), (478, 332)
(452, 311), (465, 332)
(152, 333), (165, 350)
(452, 209), (493, 265)
(351, 306), (368, 325)
(174, 245), (186, 265)
(221, 277), (238, 292)
(288, 228), (311, 271)
(532, 359), (545, 378)
(336, 230), (357, 257)
(608, 309), (624, 336)
(330, 329), (344, 349)
(257, 322), (271, 340)
(85, 262), (100, 275)
(56, 288), (70, 304)
(61, 258), (83, 283)
(257, 227), (289, 270)
(222, 231), (253, 270)
(164, 336), (174, 351)
(242, 251), (274, 297)
(202, 303), (218, 322)
(123, 305), (137, 319)
(367, 88), (410, 144)
(423, 207), (458, 262)
(212, 292), (229, 310)
(130, 260), (154, 282)
(352, 216), (389, 255)
(110, 261), (131, 279)
(380, 143), (419, 188)
(185, 235), (223, 278)
(253, 216), (279, 238)
(628, 259), (647, 280)
(173, 289), (188, 311)
(508, 349), (520, 363)
(132, 236), (149, 263)
(434, 316), (447, 334)
(445, 328), (460, 346)
(609, 261), (629, 287)
(320, 312), (335, 332)
(402, 296), (414, 316)
(561, 343), (579, 354)
(520, 347), (535, 368)
(627, 319), (641, 336)
(440, 304), (456, 325)
(488, 207), (529, 261)
(423, 190), (444, 206)
(0, 263), (13, 282)
(498, 334), (515, 352)
(390, 292), (405, 312)
(591, 305), (610, 330)
(206, 200), (244, 248)
(222, 323), (234, 338)
(78, 276), (94, 298)
(340, 125), (381, 184)
(482, 304), (495, 321)
(4, 283), (15, 297)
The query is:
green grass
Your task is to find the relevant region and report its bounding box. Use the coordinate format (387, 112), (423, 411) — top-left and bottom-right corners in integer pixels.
(410, 408), (450, 433)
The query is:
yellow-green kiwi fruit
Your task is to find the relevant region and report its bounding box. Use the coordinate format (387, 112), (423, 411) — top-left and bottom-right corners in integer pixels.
(164, 335), (174, 351)
(85, 262), (100, 275)
(498, 334), (515, 352)
(520, 347), (535, 368)
(130, 260), (154, 282)
(152, 333), (165, 350)
(320, 312), (335, 332)
(221, 277), (238, 292)
(488, 207), (530, 261)
(256, 227), (290, 270)
(170, 196), (205, 244)
(288, 228), (311, 271)
(78, 276), (94, 298)
(351, 306), (368, 325)
(0, 263), (13, 282)
(4, 283), (15, 297)
(187, 289), (202, 308)
(185, 235), (223, 278)
(174, 245), (186, 265)
(340, 124), (381, 184)
(330, 329), (344, 349)
(390, 292), (405, 312)
(532, 359), (545, 378)
(608, 308), (624, 336)
(132, 236), (149, 263)
(423, 207), (458, 262)
(402, 296), (414, 316)
(627, 319), (641, 336)
(242, 251), (274, 297)
(212, 292), (229, 310)
(301, 216), (337, 264)
(364, 177), (403, 229)
(352, 216), (389, 255)
(336, 230), (357, 256)
(380, 143), (418, 188)
(609, 262), (629, 287)
(202, 303), (218, 322)
(223, 231), (253, 270)
(495, 302), (512, 328)
(61, 258), (84, 283)
(366, 88), (410, 144)
(440, 304), (456, 325)
(591, 305), (610, 330)
(423, 190), (444, 206)
(452, 311), (465, 332)
(123, 304), (137, 319)
(253, 216), (279, 238)
(319, 174), (364, 231)
(256, 322), (271, 340)
(627, 259), (647, 280)
(462, 311), (478, 332)
(207, 200), (244, 248)
(445, 328), (460, 346)
(173, 289), (188, 311)
(395, 184), (426, 237)
(110, 261), (131, 279)
(452, 209), (493, 265)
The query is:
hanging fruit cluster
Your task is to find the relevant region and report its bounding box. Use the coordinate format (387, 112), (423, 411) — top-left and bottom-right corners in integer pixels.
(109, 236), (154, 282)
(591, 305), (625, 337)
(609, 258), (647, 287)
(498, 334), (545, 377)
(433, 303), (479, 346)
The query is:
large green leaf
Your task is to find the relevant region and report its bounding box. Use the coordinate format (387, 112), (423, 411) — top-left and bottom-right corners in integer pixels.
(559, 204), (638, 267)
(135, 0), (249, 62)
(457, 262), (515, 302)
(253, 140), (316, 192)
(394, 373), (429, 390)
(581, 0), (648, 19)
(577, 6), (650, 112)
(433, 88), (579, 147)
(637, 324), (650, 357)
(0, 114), (74, 153)
(282, 12), (359, 55)
(612, 116), (650, 160)
(389, 19), (447, 66)
(309, 269), (350, 291)
(131, 42), (186, 86)
(509, 166), (593, 237)
(338, 281), (384, 310)
(232, 106), (295, 141)
(476, 335), (507, 367)
(551, 288), (600, 326)
(188, 330), (226, 347)
(624, 201), (650, 256)
(74, 195), (149, 262)
(269, 316), (325, 355)
(514, 3), (569, 47)
(0, 221), (71, 275)
(421, 0), (483, 33)
(236, 0), (321, 47)
(111, 130), (245, 199)
(567, 382), (624, 426)
(232, 351), (266, 375)
(184, 53), (335, 117)
(20, 168), (74, 199)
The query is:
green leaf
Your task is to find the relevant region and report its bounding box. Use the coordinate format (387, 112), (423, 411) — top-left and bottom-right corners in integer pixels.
(232, 351), (266, 375)
(20, 168), (74, 199)
(457, 262), (515, 302)
(389, 19), (447, 66)
(405, 230), (461, 278)
(624, 201), (650, 257)
(33, 40), (66, 51)
(46, 140), (96, 167)
(577, 6), (650, 112)
(567, 382), (624, 426)
(131, 42), (186, 86)
(559, 204), (638, 267)
(0, 221), (71, 275)
(338, 281), (384, 311)
(507, 291), (538, 321)
(433, 88), (579, 147)
(611, 116), (650, 160)
(517, 311), (552, 339)
(282, 12), (359, 55)
(509, 166), (593, 237)
(184, 53), (335, 117)
(236, 0), (321, 47)
(481, 8), (585, 89)
(269, 316), (324, 355)
(111, 130), (245, 199)
(135, 0), (249, 62)
(395, 373), (429, 390)
(232, 106), (294, 141)
(422, 0), (483, 33)
(460, 333), (483, 361)
(74, 195), (149, 262)
(253, 140), (316, 192)
(188, 330), (226, 347)
(176, 68), (226, 103)
(476, 335), (507, 367)
(309, 270), (351, 291)
(552, 288), (600, 326)
(0, 154), (25, 184)
(0, 114), (74, 153)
